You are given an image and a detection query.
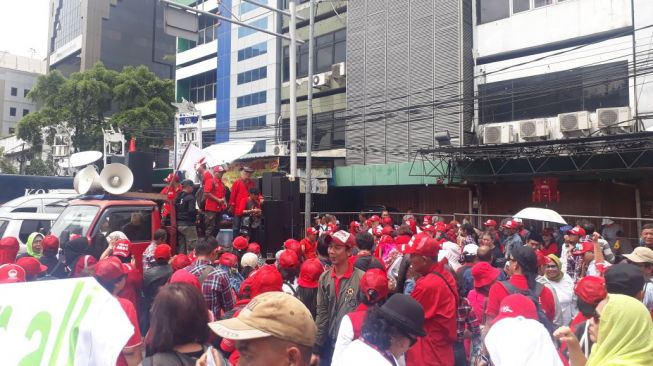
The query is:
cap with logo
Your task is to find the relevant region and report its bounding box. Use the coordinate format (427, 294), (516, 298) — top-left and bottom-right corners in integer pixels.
(574, 276), (607, 305)
(112, 239), (131, 258)
(572, 241), (594, 256)
(567, 226), (587, 237)
(298, 258), (324, 289)
(208, 291), (317, 346)
(492, 294), (538, 325)
(0, 263), (26, 283)
(213, 165), (226, 173)
(327, 230), (356, 248)
(360, 268), (389, 303)
(422, 216), (432, 226)
(484, 219), (497, 227)
(502, 220), (519, 230)
(402, 233), (440, 257)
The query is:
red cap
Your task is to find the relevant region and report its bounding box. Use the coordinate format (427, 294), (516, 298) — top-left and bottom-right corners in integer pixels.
(247, 242), (261, 254)
(170, 254), (191, 271)
(0, 237), (20, 264)
(471, 262), (499, 288)
(406, 219), (417, 234)
(16, 256), (48, 277)
(278, 249), (299, 269)
(0, 264), (26, 283)
(373, 225), (383, 237)
(163, 173), (178, 183)
(536, 250), (547, 268)
(403, 233), (440, 257)
(574, 276), (607, 305)
(187, 250), (197, 263)
(306, 227), (319, 236)
(41, 235), (60, 251)
(422, 224), (436, 233)
(349, 221), (360, 232)
(72, 255), (97, 277)
(483, 219), (497, 227)
(567, 226), (586, 237)
(326, 223), (337, 234)
(370, 215), (381, 222)
(213, 165), (226, 173)
(219, 252), (239, 268)
(297, 258), (324, 289)
(327, 230), (356, 248)
(381, 225), (394, 236)
(169, 268), (201, 292)
(154, 244), (172, 260)
(250, 265), (283, 297)
(572, 241), (594, 256)
(493, 294), (538, 325)
(112, 239), (131, 258)
(359, 268), (389, 303)
(284, 239), (303, 259)
(502, 220), (519, 230)
(422, 216), (432, 226)
(233, 236), (249, 251)
(94, 258), (126, 282)
(435, 222), (448, 232)
(381, 217), (393, 226)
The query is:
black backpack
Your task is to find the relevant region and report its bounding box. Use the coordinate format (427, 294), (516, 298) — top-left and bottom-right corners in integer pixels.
(500, 280), (556, 335)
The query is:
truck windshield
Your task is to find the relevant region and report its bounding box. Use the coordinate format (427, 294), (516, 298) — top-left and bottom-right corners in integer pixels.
(50, 205), (100, 238)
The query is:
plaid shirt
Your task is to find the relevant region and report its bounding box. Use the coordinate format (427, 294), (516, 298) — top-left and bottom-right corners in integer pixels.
(185, 258), (213, 277)
(142, 242), (157, 271)
(456, 296), (481, 342)
(202, 267), (235, 317)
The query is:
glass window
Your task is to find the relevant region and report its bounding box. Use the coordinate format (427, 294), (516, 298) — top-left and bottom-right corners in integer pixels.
(240, 0), (265, 15)
(96, 209), (152, 242)
(9, 107), (16, 117)
(187, 71), (216, 103)
(535, 0), (553, 7)
(236, 115), (266, 131)
(237, 66), (267, 85)
(19, 220), (51, 243)
(477, 0), (510, 24)
(283, 29), (346, 81)
(10, 87), (17, 96)
(0, 220), (8, 237)
(8, 128), (15, 135)
(23, 109), (29, 116)
(513, 0), (530, 13)
(24, 89), (30, 98)
(43, 199), (68, 214)
(237, 91), (266, 108)
(238, 17), (268, 38)
(50, 205), (100, 238)
(250, 140), (266, 153)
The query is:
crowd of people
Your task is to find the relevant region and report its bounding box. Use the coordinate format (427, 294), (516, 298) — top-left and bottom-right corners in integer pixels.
(2, 205), (653, 366)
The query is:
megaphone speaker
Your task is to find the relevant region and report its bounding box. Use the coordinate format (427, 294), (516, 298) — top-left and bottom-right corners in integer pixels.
(126, 152), (153, 192)
(100, 163), (134, 195)
(75, 166), (103, 194)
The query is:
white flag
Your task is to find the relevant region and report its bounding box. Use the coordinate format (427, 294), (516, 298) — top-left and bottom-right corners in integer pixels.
(178, 143), (205, 178)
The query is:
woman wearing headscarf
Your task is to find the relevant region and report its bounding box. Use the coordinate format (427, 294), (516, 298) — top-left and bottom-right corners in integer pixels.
(555, 294), (653, 366)
(24, 232), (44, 259)
(542, 254), (576, 326)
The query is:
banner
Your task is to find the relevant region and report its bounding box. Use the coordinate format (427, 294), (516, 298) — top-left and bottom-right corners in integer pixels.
(0, 278), (133, 366)
(223, 157), (280, 188)
(177, 143), (205, 179)
(300, 178), (328, 194)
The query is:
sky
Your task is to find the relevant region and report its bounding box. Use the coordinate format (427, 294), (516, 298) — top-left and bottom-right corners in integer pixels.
(0, 0), (50, 59)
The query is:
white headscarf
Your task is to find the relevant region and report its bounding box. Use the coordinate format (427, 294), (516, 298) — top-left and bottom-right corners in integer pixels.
(485, 317), (563, 366)
(106, 231), (128, 244)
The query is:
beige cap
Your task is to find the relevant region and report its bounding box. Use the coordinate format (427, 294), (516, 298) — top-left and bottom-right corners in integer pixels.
(241, 252), (259, 268)
(623, 247), (653, 264)
(208, 291), (317, 347)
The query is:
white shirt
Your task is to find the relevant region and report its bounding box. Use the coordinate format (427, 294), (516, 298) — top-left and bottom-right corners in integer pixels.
(332, 315), (355, 366)
(544, 273), (577, 326)
(643, 279), (653, 311)
(282, 279), (298, 296)
(333, 339), (396, 366)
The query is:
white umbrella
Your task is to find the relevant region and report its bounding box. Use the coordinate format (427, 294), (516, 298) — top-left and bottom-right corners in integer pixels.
(513, 207), (567, 225)
(202, 140), (255, 167)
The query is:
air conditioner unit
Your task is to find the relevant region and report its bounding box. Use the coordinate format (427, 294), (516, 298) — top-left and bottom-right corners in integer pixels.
(558, 111), (590, 133)
(596, 107), (632, 130)
(273, 144), (289, 156)
(483, 124), (514, 144)
(332, 62), (346, 79)
(312, 73), (330, 89)
(52, 145), (69, 157)
(519, 119), (548, 140)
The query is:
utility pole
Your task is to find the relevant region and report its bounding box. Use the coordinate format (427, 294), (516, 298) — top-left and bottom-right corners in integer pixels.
(289, 0), (298, 179)
(304, 0), (315, 230)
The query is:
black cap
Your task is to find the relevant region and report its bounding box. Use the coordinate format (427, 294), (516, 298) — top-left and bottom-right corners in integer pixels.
(379, 294), (426, 337)
(181, 179), (194, 187)
(605, 263), (644, 297)
(511, 245), (538, 274)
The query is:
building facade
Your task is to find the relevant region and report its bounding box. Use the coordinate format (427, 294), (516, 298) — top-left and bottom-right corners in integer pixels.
(0, 54), (46, 137)
(47, 0), (176, 79)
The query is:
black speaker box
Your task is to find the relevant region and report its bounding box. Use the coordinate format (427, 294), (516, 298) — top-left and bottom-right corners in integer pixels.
(271, 175), (299, 202)
(261, 172), (284, 200)
(126, 151), (153, 192)
(261, 200), (289, 255)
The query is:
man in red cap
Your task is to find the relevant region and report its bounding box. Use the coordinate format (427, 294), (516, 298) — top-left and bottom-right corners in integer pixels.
(229, 166), (257, 235)
(405, 233), (458, 366)
(501, 219), (523, 258)
(16, 256), (47, 281)
(106, 239), (143, 313)
(332, 268), (389, 365)
(217, 252), (244, 294)
(39, 234), (66, 279)
(278, 249), (300, 295)
(142, 244), (173, 331)
(94, 258), (143, 366)
(313, 230), (364, 365)
(0, 263), (26, 283)
(160, 172), (181, 222)
(301, 227), (319, 259)
(0, 237), (19, 265)
(561, 226), (586, 275)
(203, 165), (227, 237)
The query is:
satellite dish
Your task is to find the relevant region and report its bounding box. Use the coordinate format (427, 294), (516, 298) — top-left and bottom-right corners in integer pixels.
(69, 151), (103, 168)
(203, 141), (255, 167)
(75, 166), (103, 194)
(100, 163), (134, 195)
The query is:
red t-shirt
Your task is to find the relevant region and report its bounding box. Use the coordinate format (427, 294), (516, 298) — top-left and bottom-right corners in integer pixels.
(160, 185), (181, 217)
(486, 273), (556, 322)
(229, 178), (256, 216)
(203, 171), (220, 212)
(213, 177), (226, 211)
(116, 297), (142, 366)
(118, 264), (142, 315)
(300, 237), (316, 259)
(540, 243), (559, 257)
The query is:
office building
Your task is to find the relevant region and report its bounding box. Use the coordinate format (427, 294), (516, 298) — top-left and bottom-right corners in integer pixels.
(0, 53), (46, 137)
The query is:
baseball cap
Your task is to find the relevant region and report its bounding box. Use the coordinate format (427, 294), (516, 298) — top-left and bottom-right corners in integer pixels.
(247, 242), (261, 255)
(403, 233), (440, 257)
(0, 237), (20, 265)
(381, 217), (393, 226)
(0, 264), (26, 283)
(169, 268), (201, 292)
(250, 265), (283, 297)
(208, 291), (317, 347)
(297, 258), (324, 289)
(435, 222), (448, 232)
(213, 165), (226, 173)
(511, 245), (538, 274)
(112, 239), (131, 258)
(372, 225), (383, 237)
(567, 226), (586, 237)
(219, 253), (239, 268)
(572, 241), (594, 256)
(463, 244), (479, 256)
(241, 252), (259, 268)
(278, 250), (299, 270)
(306, 227), (319, 236)
(502, 220), (519, 229)
(154, 244), (172, 260)
(359, 268), (389, 304)
(493, 294), (538, 324)
(196, 157), (206, 169)
(170, 254), (191, 271)
(471, 262), (499, 288)
(181, 179), (194, 187)
(422, 224), (436, 233)
(16, 257), (48, 277)
(327, 230), (356, 248)
(605, 263), (645, 297)
(382, 225), (394, 236)
(283, 239), (303, 259)
(94, 258), (126, 282)
(623, 246), (653, 264)
(574, 276), (607, 305)
(42, 235), (60, 251)
(422, 216), (432, 226)
(233, 236), (249, 251)
(370, 215), (381, 222)
(483, 219), (497, 227)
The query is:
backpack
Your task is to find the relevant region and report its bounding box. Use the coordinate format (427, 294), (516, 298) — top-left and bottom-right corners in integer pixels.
(500, 280), (556, 334)
(198, 264), (215, 285)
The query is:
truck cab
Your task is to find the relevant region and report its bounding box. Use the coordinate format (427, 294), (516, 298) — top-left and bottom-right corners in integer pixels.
(50, 195), (177, 270)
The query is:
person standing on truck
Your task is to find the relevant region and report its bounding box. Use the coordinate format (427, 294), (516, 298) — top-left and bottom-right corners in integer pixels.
(160, 173), (181, 224)
(229, 166), (257, 235)
(197, 160), (223, 238)
(176, 179), (199, 254)
(211, 165), (228, 234)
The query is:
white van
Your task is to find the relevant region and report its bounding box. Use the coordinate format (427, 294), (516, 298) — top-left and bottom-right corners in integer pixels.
(0, 192), (76, 215)
(0, 212), (60, 254)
